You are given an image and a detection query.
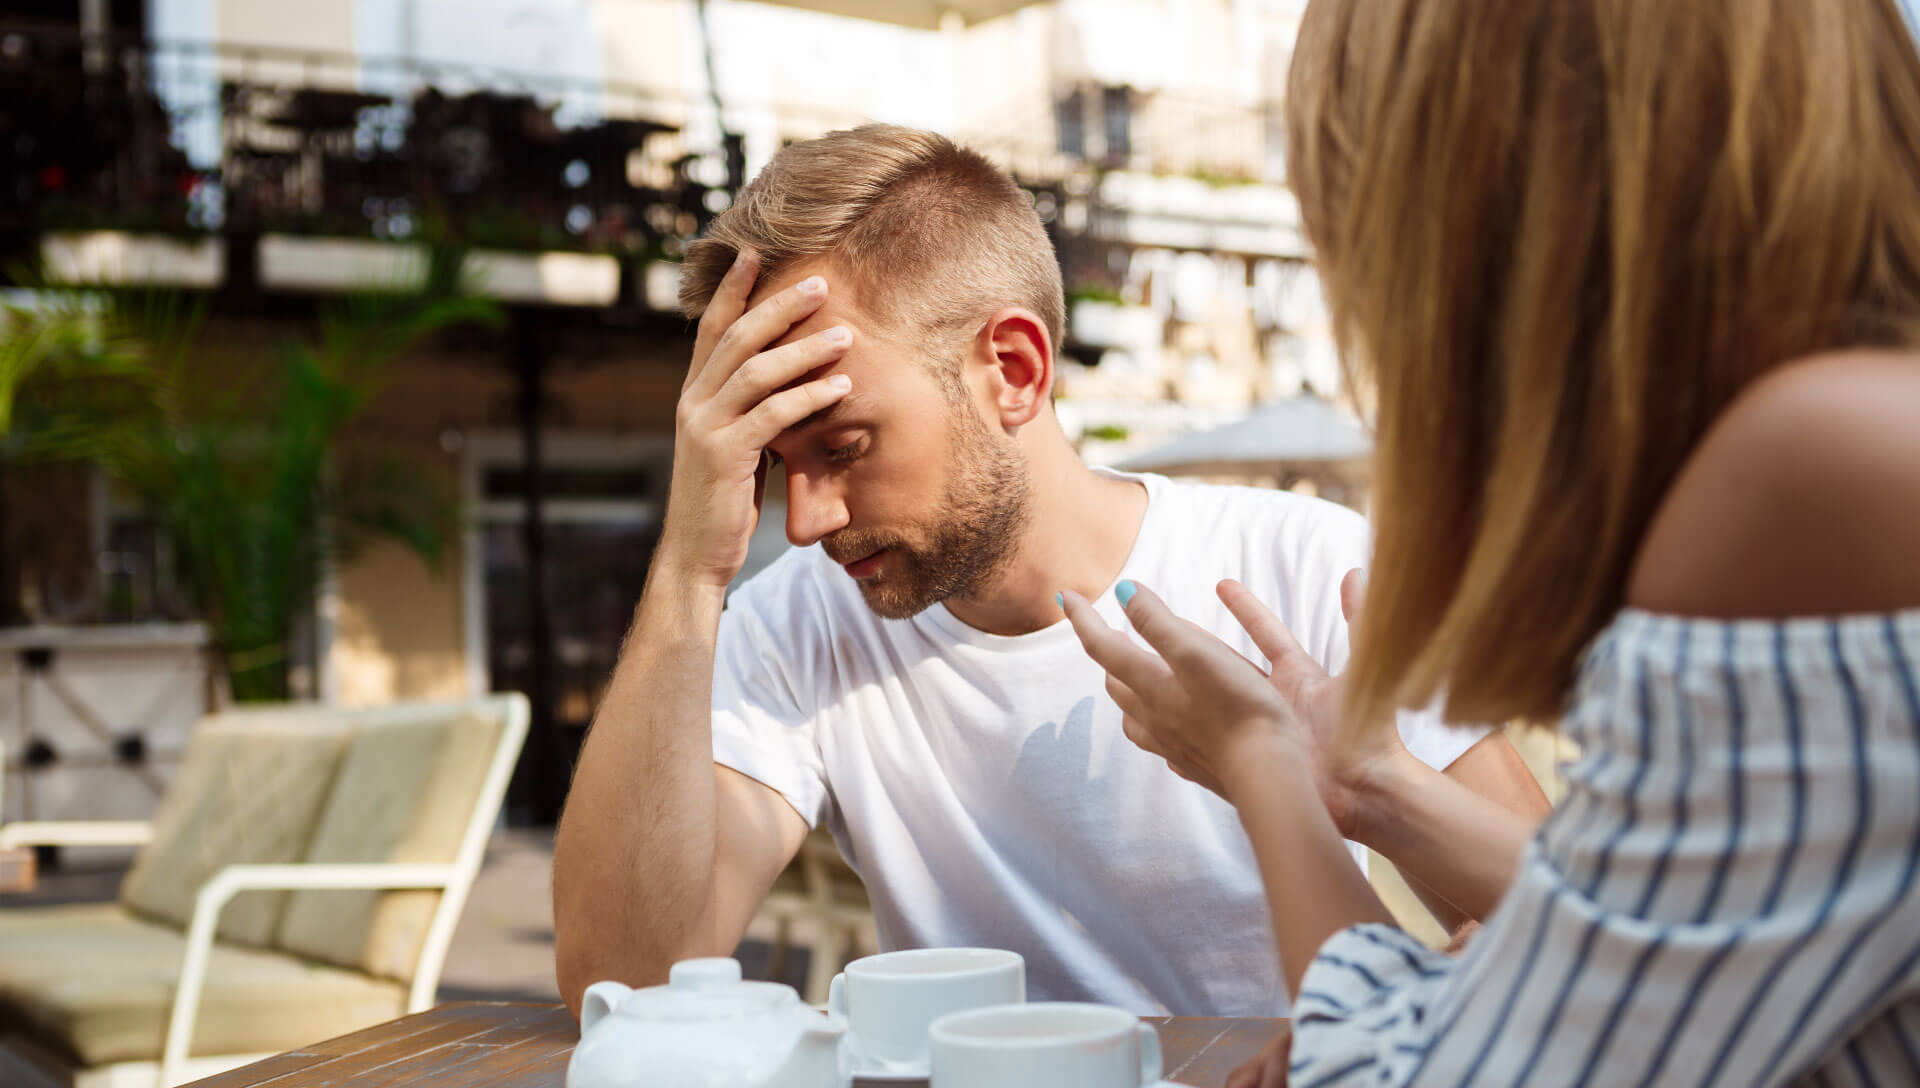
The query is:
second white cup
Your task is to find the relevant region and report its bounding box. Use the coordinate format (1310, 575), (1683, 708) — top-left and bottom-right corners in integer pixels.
(826, 947), (1025, 1072)
(928, 1002), (1165, 1088)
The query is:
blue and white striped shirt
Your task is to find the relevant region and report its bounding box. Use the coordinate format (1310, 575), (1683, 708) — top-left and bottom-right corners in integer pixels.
(1289, 609), (1920, 1086)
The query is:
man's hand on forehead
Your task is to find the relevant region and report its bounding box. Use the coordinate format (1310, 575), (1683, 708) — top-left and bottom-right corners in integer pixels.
(662, 248), (857, 586)
(777, 384), (862, 442)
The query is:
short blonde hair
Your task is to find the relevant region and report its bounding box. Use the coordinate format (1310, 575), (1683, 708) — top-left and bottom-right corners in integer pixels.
(678, 124), (1064, 363)
(1288, 0), (1920, 731)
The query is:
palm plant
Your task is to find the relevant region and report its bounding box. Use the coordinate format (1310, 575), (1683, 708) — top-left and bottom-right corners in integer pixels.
(3, 284), (501, 701)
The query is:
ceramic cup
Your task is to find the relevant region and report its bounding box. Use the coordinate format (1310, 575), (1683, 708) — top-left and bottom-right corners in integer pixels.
(928, 1003), (1164, 1088)
(826, 947), (1025, 1073)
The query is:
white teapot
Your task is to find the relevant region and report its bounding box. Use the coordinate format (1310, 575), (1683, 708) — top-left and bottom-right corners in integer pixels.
(567, 957), (851, 1088)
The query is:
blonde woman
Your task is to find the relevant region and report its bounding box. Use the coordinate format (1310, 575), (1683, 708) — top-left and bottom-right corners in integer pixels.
(1063, 0), (1920, 1084)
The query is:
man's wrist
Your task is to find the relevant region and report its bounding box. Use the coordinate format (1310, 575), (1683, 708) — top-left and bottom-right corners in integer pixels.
(650, 532), (739, 590)
(643, 545), (732, 617)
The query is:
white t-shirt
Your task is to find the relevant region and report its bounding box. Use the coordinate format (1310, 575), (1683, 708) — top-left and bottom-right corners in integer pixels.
(711, 472), (1487, 1016)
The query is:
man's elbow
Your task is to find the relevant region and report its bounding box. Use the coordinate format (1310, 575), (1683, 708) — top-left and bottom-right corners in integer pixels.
(554, 938), (603, 1021)
(553, 914), (725, 1019)
(1450, 732), (1552, 822)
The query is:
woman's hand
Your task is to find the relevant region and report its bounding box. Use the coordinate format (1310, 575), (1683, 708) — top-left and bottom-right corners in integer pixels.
(1225, 1029), (1292, 1088)
(1059, 578), (1307, 805)
(1060, 573), (1406, 835)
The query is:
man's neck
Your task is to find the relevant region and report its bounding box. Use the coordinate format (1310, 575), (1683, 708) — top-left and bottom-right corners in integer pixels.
(943, 434), (1150, 637)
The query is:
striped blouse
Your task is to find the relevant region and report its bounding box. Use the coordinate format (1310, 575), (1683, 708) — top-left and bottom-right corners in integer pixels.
(1289, 609), (1920, 1087)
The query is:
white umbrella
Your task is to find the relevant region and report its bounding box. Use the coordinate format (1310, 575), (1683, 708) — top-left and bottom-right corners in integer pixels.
(743, 0), (1047, 30)
(1115, 395), (1372, 477)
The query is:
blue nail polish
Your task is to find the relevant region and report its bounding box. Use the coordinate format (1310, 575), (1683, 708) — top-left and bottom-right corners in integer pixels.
(1115, 580), (1137, 607)
(1054, 592), (1064, 611)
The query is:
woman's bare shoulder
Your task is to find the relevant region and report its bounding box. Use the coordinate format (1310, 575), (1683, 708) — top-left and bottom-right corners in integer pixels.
(1626, 351), (1920, 618)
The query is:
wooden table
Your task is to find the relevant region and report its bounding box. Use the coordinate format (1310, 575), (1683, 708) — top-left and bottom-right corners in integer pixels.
(184, 1003), (1290, 1087)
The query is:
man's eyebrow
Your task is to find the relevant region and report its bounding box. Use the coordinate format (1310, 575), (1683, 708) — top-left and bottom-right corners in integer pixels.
(781, 392), (866, 438)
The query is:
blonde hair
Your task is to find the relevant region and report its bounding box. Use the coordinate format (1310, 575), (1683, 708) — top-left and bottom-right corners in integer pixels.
(1288, 0), (1920, 731)
(678, 124), (1064, 365)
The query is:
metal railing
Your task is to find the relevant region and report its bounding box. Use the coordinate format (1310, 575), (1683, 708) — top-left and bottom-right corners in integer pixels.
(2, 26), (1288, 267)
(1, 27), (754, 258)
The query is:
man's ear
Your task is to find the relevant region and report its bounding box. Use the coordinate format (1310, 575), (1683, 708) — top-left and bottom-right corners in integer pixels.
(973, 308), (1054, 429)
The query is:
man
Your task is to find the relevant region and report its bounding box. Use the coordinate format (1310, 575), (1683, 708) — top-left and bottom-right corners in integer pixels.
(552, 124), (1547, 1018)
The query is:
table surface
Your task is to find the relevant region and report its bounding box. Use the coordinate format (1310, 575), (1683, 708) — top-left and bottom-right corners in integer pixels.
(184, 1003), (1290, 1088)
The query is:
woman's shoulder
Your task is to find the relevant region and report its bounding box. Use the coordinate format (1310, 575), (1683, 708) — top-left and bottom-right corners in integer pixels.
(1626, 350), (1920, 619)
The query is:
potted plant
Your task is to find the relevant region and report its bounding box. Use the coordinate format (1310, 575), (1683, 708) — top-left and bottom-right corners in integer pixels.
(3, 285), (500, 701)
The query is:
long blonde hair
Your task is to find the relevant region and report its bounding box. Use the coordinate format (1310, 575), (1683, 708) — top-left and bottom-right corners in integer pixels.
(1287, 0), (1920, 731)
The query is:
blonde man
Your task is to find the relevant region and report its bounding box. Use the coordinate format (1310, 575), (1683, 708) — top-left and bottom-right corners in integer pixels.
(551, 125), (1547, 1019)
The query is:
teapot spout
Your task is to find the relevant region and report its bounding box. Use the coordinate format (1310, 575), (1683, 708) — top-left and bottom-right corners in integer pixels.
(770, 1013), (849, 1088)
(579, 981), (633, 1037)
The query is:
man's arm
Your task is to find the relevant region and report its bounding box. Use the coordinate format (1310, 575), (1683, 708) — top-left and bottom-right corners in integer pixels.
(551, 252), (853, 1016)
(1390, 732), (1550, 930)
(551, 566), (810, 1016)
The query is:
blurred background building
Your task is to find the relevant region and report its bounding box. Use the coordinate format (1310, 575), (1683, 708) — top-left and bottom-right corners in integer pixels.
(0, 0), (1359, 828)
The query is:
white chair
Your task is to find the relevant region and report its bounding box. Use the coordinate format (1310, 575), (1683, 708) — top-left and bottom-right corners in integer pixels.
(0, 693), (528, 1088)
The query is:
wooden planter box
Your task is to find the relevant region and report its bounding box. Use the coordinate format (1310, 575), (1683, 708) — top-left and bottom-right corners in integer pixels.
(40, 231), (224, 287)
(461, 250), (621, 306)
(1069, 299), (1161, 350)
(258, 234), (429, 292)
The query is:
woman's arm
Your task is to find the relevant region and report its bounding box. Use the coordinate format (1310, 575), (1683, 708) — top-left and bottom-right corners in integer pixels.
(1217, 734), (1396, 997)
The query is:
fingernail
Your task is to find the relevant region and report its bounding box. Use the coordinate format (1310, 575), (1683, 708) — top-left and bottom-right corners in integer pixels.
(731, 249), (751, 272)
(799, 275), (826, 296)
(824, 326), (851, 346)
(828, 374), (852, 392)
(1115, 580), (1137, 607)
(1054, 592), (1064, 611)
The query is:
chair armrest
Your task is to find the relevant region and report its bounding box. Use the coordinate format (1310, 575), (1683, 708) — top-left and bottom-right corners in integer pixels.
(0, 821), (154, 850)
(198, 862), (460, 901)
(161, 863), (460, 1086)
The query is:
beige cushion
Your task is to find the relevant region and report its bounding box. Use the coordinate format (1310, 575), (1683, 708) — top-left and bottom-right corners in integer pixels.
(275, 710), (503, 981)
(120, 713), (350, 946)
(0, 903), (405, 1067)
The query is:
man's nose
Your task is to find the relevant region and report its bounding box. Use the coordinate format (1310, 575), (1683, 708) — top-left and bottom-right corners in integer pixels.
(784, 469), (850, 548)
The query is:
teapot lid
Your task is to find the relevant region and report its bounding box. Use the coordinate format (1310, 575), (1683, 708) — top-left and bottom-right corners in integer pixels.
(614, 958), (801, 1022)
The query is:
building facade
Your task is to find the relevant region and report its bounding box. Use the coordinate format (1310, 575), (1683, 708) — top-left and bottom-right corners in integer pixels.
(3, 0), (1349, 823)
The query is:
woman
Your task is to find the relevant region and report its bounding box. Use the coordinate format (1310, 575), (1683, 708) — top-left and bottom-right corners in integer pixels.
(1062, 1), (1920, 1084)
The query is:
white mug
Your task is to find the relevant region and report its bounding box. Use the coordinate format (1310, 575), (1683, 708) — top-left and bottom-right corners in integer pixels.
(827, 947), (1025, 1072)
(928, 1003), (1164, 1088)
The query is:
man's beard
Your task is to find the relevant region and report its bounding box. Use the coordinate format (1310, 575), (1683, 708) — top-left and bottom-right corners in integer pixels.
(822, 408), (1031, 620)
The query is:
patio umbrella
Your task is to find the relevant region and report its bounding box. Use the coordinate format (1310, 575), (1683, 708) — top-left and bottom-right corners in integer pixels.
(1115, 395), (1372, 478)
(743, 0), (1048, 30)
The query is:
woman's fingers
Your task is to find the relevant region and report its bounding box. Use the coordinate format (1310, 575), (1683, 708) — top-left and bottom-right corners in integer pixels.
(1113, 581), (1228, 676)
(1119, 714), (1160, 756)
(1218, 580), (1313, 673)
(1104, 673), (1154, 725)
(1339, 567), (1367, 625)
(1219, 578), (1333, 701)
(1060, 589), (1172, 695)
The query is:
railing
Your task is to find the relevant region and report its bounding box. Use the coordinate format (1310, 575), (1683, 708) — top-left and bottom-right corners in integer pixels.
(2, 26), (1287, 272)
(0, 27), (763, 260)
